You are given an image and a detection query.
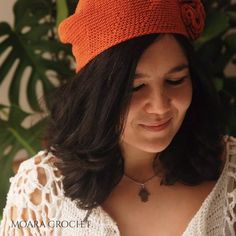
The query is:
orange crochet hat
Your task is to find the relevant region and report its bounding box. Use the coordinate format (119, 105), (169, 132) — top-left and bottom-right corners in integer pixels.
(58, 0), (206, 73)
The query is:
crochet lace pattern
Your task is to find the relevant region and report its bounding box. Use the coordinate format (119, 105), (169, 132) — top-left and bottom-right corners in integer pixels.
(0, 135), (236, 236)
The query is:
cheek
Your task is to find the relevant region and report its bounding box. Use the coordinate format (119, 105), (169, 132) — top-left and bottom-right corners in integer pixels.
(123, 102), (137, 130)
(120, 101), (139, 141)
(172, 82), (193, 111)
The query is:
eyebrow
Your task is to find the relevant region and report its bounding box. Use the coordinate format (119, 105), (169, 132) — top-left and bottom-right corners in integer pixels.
(134, 63), (189, 79)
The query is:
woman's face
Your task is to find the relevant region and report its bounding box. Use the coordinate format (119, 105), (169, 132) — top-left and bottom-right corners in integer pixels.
(120, 34), (192, 153)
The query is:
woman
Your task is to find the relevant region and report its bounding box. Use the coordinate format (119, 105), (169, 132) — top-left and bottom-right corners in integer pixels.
(1, 0), (236, 235)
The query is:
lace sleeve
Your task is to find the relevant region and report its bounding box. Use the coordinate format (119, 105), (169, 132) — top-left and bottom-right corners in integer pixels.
(0, 150), (64, 236)
(225, 135), (236, 235)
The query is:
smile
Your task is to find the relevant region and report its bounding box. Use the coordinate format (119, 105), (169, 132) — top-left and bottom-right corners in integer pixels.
(139, 118), (172, 132)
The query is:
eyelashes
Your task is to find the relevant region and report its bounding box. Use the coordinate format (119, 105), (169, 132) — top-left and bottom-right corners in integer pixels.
(132, 84), (145, 92)
(165, 76), (188, 86)
(132, 76), (188, 92)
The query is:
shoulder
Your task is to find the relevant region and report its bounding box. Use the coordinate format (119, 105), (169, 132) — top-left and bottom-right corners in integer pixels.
(224, 134), (236, 145)
(0, 150), (64, 235)
(225, 135), (236, 163)
(223, 135), (236, 234)
(9, 150), (64, 199)
(223, 134), (236, 187)
(221, 135), (236, 175)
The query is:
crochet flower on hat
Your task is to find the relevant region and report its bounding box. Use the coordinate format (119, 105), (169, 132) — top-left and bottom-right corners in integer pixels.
(179, 0), (206, 40)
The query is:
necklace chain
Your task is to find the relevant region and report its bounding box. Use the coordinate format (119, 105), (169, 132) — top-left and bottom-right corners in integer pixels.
(123, 153), (161, 202)
(124, 172), (157, 185)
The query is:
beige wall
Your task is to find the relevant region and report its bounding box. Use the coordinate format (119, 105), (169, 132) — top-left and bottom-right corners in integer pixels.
(0, 0), (15, 107)
(0, 0), (14, 25)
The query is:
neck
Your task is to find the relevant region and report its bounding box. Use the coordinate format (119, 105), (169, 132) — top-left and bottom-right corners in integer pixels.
(120, 141), (160, 182)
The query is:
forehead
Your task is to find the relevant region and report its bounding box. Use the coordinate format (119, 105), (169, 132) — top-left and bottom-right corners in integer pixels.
(134, 35), (189, 79)
(134, 63), (189, 79)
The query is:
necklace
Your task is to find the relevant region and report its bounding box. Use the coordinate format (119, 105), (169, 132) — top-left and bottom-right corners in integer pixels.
(124, 153), (161, 202)
(124, 172), (157, 202)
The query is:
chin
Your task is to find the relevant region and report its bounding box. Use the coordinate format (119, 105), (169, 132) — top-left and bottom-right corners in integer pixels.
(138, 136), (173, 153)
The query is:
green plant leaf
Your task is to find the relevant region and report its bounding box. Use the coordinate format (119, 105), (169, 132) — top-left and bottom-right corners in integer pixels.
(196, 11), (230, 47)
(0, 0), (75, 219)
(0, 22), (12, 36)
(13, 0), (51, 31)
(213, 77), (224, 92)
(0, 145), (19, 213)
(226, 11), (236, 21)
(225, 4), (236, 21)
(0, 104), (44, 212)
(56, 0), (69, 28)
(0, 3), (73, 112)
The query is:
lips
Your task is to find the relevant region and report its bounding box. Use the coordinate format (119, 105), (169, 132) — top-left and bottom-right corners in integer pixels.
(141, 118), (172, 127)
(139, 118), (172, 132)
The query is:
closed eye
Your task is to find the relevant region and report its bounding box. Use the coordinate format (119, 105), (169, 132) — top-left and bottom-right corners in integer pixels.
(166, 76), (188, 85)
(132, 76), (188, 92)
(132, 84), (145, 92)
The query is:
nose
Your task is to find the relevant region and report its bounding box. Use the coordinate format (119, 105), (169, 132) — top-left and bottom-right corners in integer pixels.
(144, 87), (171, 114)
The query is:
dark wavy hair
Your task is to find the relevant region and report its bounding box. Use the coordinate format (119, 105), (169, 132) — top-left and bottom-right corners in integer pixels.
(43, 33), (227, 212)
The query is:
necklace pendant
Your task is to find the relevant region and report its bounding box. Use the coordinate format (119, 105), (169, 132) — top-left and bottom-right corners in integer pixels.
(138, 185), (150, 202)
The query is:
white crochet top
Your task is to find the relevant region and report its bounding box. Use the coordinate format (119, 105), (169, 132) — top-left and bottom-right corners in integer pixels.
(1, 135), (236, 236)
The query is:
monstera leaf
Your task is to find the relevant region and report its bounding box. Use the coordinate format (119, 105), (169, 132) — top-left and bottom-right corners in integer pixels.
(0, 0), (74, 218)
(196, 10), (230, 48)
(0, 0), (73, 112)
(194, 2), (236, 129)
(0, 104), (47, 212)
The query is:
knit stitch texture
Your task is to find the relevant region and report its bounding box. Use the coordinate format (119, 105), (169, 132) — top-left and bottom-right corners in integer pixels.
(58, 0), (205, 72)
